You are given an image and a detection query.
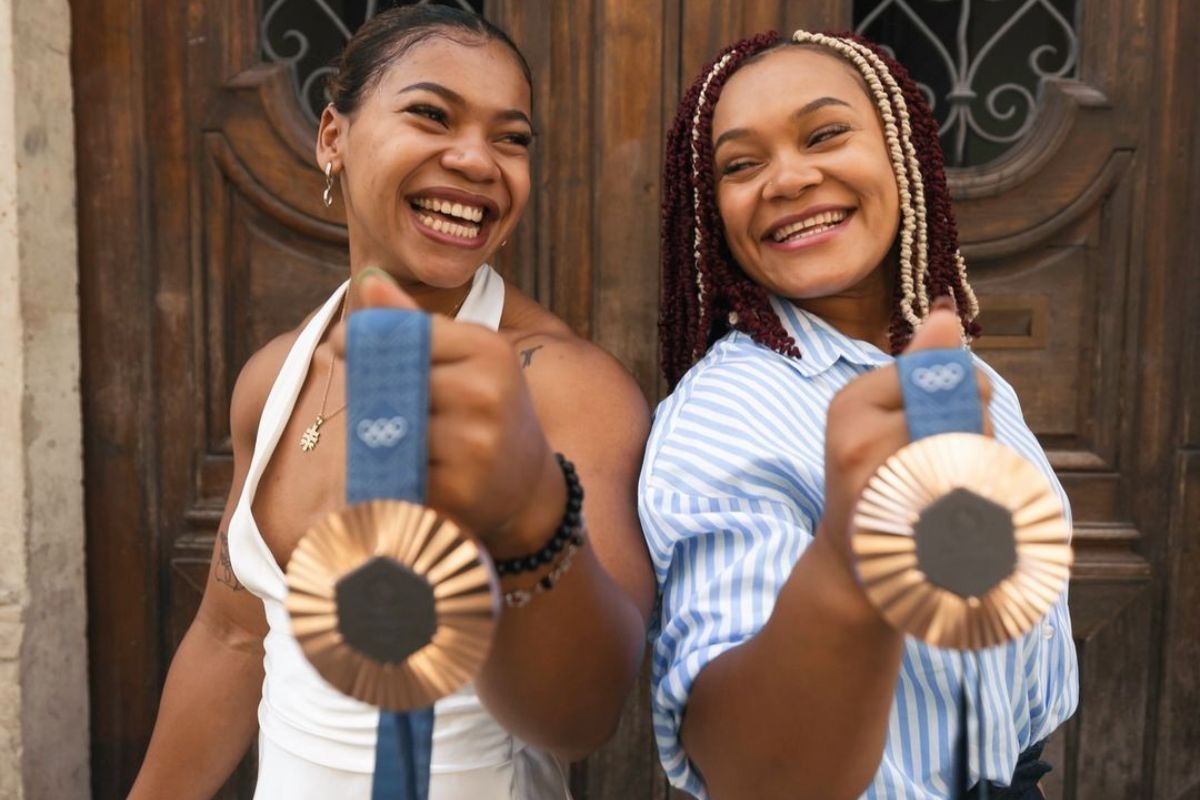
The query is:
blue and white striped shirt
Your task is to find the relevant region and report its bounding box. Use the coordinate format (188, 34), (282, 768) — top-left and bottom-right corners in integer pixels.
(639, 298), (1078, 799)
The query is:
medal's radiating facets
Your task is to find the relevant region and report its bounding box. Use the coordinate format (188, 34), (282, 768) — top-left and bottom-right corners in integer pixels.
(913, 488), (1016, 599)
(286, 499), (498, 710)
(335, 557), (437, 664)
(852, 432), (1073, 650)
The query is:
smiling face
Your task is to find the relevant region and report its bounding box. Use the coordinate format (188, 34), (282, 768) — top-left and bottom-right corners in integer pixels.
(318, 35), (533, 289)
(711, 46), (899, 306)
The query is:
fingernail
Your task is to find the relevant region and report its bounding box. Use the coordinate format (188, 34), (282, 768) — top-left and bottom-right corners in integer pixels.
(355, 266), (397, 285)
(932, 294), (956, 313)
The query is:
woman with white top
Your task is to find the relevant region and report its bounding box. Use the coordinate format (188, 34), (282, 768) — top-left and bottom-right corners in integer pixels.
(130, 7), (654, 798)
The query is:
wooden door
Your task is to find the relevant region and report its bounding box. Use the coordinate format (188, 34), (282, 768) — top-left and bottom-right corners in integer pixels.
(75, 0), (1198, 798)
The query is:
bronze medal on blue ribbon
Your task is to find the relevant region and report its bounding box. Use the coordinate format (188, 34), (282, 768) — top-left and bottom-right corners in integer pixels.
(850, 349), (1072, 797)
(285, 309), (499, 798)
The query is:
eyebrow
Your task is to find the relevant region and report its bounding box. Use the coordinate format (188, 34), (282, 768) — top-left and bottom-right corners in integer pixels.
(398, 81), (534, 129)
(713, 95), (853, 152)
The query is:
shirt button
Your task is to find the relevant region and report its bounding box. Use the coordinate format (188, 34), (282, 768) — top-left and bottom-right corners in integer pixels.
(1042, 623), (1055, 640)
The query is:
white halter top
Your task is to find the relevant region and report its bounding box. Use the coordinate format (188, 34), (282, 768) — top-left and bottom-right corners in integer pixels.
(228, 265), (570, 798)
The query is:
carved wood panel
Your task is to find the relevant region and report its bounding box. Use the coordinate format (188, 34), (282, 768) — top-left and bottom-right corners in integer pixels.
(75, 0), (1197, 797)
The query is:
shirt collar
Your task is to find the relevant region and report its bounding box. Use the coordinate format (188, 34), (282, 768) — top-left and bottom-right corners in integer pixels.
(769, 295), (892, 376)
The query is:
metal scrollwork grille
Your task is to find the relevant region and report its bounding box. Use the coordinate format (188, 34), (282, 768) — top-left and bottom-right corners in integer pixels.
(854, 0), (1079, 168)
(261, 0), (486, 126)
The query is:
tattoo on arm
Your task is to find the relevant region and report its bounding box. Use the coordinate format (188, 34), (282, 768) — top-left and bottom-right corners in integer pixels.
(217, 530), (243, 591)
(520, 345), (544, 368)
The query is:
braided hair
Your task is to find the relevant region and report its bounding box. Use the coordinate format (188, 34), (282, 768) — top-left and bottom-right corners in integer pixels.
(659, 30), (981, 388)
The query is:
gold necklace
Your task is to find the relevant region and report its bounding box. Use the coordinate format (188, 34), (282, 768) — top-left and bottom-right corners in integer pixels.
(299, 284), (471, 452)
(300, 295), (349, 452)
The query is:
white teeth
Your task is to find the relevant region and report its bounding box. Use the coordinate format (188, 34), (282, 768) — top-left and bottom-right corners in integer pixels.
(412, 196), (485, 223)
(418, 213), (480, 240)
(772, 209), (849, 242)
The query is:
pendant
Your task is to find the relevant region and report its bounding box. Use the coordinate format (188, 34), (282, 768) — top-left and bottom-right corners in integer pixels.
(300, 415), (324, 452)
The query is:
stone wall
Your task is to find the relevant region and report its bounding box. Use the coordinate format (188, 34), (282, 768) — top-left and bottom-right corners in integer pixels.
(0, 0), (89, 796)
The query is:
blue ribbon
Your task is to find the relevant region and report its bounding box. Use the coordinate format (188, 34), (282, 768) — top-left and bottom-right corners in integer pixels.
(372, 710), (433, 800)
(894, 347), (985, 800)
(346, 309), (435, 800)
(896, 348), (984, 441)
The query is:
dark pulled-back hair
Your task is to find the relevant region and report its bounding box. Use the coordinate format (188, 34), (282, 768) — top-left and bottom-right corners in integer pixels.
(659, 30), (981, 388)
(327, 4), (532, 114)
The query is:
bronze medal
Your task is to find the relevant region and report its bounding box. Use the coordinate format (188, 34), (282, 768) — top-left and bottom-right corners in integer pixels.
(852, 432), (1072, 650)
(286, 500), (497, 710)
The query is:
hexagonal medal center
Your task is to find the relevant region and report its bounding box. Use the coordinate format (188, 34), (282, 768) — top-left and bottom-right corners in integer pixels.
(913, 488), (1017, 598)
(335, 556), (436, 663)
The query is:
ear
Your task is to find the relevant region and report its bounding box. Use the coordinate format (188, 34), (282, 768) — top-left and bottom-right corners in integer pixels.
(315, 104), (346, 174)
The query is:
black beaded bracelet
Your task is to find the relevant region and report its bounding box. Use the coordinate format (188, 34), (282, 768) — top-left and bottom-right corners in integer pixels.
(493, 453), (585, 577)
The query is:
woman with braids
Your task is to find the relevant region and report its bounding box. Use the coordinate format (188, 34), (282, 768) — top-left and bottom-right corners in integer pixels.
(130, 6), (654, 798)
(640, 30), (1077, 799)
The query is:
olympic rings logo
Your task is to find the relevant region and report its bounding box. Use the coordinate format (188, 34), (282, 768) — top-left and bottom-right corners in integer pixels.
(356, 416), (409, 448)
(911, 363), (966, 393)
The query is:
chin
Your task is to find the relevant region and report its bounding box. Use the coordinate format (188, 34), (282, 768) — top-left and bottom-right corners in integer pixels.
(763, 275), (851, 301)
(399, 245), (494, 287)
(417, 263), (487, 289)
(766, 263), (882, 302)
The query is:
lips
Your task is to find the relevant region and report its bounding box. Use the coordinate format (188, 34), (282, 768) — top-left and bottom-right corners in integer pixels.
(407, 189), (499, 244)
(765, 207), (852, 243)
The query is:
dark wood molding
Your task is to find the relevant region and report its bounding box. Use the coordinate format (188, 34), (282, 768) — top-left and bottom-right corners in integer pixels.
(960, 151), (1131, 260)
(223, 63), (322, 168)
(206, 132), (346, 243)
(950, 81), (1112, 200)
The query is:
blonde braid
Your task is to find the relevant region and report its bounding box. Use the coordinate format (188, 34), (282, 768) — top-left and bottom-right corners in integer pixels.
(792, 31), (922, 329)
(955, 251), (980, 319)
(835, 37), (931, 317)
(690, 52), (738, 335)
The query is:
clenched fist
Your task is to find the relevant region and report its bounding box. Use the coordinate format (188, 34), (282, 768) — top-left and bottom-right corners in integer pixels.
(334, 270), (565, 555)
(820, 299), (994, 572)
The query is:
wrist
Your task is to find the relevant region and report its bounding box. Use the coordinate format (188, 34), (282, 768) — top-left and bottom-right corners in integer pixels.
(487, 448), (567, 561)
(805, 529), (897, 635)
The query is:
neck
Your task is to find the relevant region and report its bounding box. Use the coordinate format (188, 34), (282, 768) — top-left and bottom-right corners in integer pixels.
(796, 266), (893, 350)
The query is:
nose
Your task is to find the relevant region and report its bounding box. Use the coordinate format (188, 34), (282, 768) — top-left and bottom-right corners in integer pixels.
(763, 150), (822, 200)
(440, 132), (499, 183)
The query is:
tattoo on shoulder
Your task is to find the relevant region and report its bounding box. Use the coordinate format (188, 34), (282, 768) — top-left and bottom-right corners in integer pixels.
(520, 345), (544, 368)
(217, 530), (244, 591)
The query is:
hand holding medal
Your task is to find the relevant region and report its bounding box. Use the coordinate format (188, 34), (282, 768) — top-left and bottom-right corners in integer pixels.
(841, 303), (1072, 649)
(827, 301), (1072, 797)
(284, 271), (577, 799)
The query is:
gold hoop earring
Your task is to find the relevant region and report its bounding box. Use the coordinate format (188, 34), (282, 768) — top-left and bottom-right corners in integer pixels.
(323, 162), (335, 208)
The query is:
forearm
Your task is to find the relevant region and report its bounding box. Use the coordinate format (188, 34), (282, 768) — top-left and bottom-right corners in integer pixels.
(129, 619), (265, 800)
(685, 532), (903, 800)
(472, 446), (646, 759)
(476, 543), (645, 761)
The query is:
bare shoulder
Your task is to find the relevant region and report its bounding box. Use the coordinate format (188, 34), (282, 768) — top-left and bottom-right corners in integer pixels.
(498, 283), (656, 620)
(228, 321), (308, 446)
(500, 287), (649, 448)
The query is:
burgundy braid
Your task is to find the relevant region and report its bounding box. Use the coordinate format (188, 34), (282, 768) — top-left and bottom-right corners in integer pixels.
(660, 32), (793, 388)
(659, 31), (981, 389)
